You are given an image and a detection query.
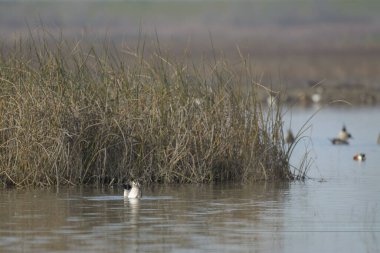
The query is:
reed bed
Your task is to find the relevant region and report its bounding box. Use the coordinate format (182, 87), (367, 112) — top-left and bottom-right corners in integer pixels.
(0, 35), (302, 187)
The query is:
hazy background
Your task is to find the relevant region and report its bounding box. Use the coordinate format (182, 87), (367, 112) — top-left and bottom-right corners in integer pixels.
(1, 0), (380, 96)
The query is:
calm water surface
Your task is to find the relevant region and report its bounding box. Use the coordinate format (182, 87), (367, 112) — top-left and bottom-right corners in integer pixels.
(0, 107), (379, 253)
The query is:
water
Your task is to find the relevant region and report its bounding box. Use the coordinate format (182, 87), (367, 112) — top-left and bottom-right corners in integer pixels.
(1, 107), (379, 253)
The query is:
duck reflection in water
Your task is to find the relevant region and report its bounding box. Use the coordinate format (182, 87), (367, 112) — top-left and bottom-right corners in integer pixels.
(124, 197), (140, 226)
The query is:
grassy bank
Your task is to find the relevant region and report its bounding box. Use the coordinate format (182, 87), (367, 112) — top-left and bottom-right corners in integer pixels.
(0, 36), (302, 187)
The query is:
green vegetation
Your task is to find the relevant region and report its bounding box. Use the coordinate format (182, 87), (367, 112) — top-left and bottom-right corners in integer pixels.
(0, 35), (304, 187)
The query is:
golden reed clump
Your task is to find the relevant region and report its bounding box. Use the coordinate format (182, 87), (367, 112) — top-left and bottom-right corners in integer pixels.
(0, 36), (304, 187)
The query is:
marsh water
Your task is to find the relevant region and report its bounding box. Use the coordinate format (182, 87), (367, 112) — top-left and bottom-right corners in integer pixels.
(1, 107), (379, 253)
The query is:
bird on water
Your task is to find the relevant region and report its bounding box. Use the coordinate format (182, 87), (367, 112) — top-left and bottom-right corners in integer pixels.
(123, 181), (142, 199)
(353, 153), (366, 161)
(330, 125), (352, 145)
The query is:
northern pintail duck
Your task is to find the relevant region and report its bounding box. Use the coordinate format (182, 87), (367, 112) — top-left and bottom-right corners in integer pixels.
(123, 181), (142, 199)
(353, 153), (366, 161)
(330, 125), (352, 145)
(337, 125), (352, 141)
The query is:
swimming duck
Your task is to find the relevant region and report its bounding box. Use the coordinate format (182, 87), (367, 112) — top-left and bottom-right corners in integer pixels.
(337, 125), (352, 141)
(285, 129), (295, 144)
(331, 125), (352, 145)
(377, 133), (380, 145)
(353, 153), (366, 161)
(123, 181), (142, 199)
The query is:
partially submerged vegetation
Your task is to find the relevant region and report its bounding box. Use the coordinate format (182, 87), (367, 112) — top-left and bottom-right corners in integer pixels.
(0, 35), (305, 187)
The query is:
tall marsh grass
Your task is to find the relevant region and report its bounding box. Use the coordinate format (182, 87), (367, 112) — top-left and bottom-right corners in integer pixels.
(0, 35), (301, 187)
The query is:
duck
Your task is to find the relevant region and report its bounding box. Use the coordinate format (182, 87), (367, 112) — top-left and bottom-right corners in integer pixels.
(337, 125), (352, 141)
(330, 125), (352, 145)
(353, 153), (366, 161)
(123, 181), (142, 199)
(377, 133), (380, 145)
(285, 129), (295, 144)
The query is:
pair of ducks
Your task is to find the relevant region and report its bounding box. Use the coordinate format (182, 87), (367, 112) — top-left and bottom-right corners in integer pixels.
(123, 181), (142, 199)
(285, 125), (352, 145)
(330, 126), (366, 161)
(332, 126), (380, 145)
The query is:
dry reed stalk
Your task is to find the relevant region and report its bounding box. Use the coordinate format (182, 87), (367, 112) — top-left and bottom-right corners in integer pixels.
(0, 34), (306, 187)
